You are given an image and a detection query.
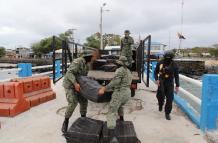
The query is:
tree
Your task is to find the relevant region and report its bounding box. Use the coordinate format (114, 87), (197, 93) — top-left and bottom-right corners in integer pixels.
(84, 33), (121, 49)
(0, 47), (6, 57)
(209, 48), (218, 58)
(104, 34), (121, 46)
(84, 33), (100, 49)
(31, 31), (70, 57)
(212, 44), (218, 48)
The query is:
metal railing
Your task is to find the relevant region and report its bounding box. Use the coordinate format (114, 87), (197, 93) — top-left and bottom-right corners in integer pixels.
(0, 63), (62, 82)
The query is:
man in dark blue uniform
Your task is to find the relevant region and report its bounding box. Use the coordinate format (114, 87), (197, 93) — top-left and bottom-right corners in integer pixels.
(154, 51), (180, 120)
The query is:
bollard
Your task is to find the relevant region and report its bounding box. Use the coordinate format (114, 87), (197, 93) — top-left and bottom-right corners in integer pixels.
(18, 63), (32, 77)
(27, 63), (32, 76)
(200, 74), (218, 132)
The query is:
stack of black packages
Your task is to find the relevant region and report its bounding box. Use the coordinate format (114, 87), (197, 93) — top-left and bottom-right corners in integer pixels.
(77, 76), (112, 103)
(93, 59), (118, 72)
(101, 63), (117, 72)
(93, 59), (107, 70)
(101, 121), (141, 143)
(64, 117), (104, 143)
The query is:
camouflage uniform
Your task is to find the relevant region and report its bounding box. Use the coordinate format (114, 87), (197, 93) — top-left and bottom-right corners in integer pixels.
(63, 57), (89, 118)
(105, 56), (133, 129)
(121, 36), (134, 66)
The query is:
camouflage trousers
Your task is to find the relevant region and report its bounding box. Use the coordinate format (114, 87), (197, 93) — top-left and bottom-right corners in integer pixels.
(64, 88), (88, 118)
(107, 88), (131, 129)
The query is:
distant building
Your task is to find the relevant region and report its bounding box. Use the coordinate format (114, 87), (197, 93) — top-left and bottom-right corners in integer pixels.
(201, 52), (211, 57)
(5, 49), (16, 58)
(15, 47), (31, 58)
(144, 42), (167, 55)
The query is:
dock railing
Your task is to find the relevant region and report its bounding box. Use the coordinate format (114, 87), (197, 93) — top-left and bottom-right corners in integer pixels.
(0, 61), (63, 82)
(147, 61), (218, 132)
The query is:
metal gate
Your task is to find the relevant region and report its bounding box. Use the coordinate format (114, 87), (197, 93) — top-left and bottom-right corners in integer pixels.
(142, 35), (151, 87)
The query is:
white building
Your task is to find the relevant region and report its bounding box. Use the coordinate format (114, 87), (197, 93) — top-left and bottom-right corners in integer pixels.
(104, 46), (121, 55)
(15, 47), (31, 58)
(144, 42), (167, 55)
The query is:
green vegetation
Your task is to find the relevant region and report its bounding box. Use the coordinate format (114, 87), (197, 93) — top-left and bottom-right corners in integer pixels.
(180, 45), (218, 58)
(84, 33), (121, 49)
(31, 30), (73, 57)
(0, 47), (6, 57)
(209, 48), (218, 58)
(84, 33), (100, 49)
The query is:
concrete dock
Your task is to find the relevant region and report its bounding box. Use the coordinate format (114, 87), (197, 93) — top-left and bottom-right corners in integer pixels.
(0, 79), (207, 143)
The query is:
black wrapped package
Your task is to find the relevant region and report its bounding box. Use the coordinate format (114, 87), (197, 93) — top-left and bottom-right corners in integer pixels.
(101, 121), (140, 143)
(77, 76), (112, 103)
(93, 59), (107, 70)
(101, 64), (117, 72)
(64, 117), (104, 143)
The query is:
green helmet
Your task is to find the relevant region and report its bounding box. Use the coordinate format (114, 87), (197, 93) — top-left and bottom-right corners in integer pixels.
(124, 30), (130, 34)
(116, 56), (129, 66)
(81, 49), (93, 57)
(164, 51), (175, 59)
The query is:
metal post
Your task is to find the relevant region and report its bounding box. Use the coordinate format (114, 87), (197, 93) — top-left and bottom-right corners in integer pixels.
(100, 7), (103, 50)
(75, 44), (78, 58)
(100, 3), (109, 50)
(64, 41), (68, 73)
(66, 41), (72, 63)
(146, 35), (151, 87)
(52, 36), (56, 84)
(62, 40), (65, 74)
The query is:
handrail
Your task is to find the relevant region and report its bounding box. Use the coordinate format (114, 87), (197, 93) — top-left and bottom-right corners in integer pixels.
(0, 78), (12, 82)
(0, 68), (20, 73)
(179, 74), (202, 87)
(32, 65), (53, 70)
(179, 86), (201, 106)
(33, 71), (53, 76)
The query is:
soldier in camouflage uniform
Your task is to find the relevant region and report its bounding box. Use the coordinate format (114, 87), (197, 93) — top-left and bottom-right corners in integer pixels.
(61, 50), (97, 133)
(120, 30), (134, 68)
(99, 56), (133, 143)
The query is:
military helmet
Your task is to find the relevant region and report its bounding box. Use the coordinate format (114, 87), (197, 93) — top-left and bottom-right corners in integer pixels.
(164, 51), (175, 59)
(116, 56), (129, 66)
(81, 49), (94, 57)
(124, 30), (130, 34)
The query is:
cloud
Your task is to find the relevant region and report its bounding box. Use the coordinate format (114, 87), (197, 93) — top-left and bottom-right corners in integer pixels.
(0, 0), (217, 48)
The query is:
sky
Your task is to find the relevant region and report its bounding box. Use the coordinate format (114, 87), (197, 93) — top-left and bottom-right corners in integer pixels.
(0, 0), (218, 49)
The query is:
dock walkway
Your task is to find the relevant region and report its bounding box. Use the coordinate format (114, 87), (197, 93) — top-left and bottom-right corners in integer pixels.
(0, 79), (207, 143)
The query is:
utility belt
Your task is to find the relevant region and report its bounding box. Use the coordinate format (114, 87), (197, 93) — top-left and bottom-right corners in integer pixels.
(159, 72), (174, 79)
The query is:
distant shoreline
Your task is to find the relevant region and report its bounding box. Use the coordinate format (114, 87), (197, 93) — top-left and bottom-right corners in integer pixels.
(0, 58), (52, 66)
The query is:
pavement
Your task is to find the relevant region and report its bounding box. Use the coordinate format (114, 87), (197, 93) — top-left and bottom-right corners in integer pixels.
(0, 79), (207, 143)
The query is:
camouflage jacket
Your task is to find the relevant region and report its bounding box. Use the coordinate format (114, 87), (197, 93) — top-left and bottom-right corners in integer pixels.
(63, 57), (88, 89)
(105, 66), (132, 91)
(121, 36), (134, 56)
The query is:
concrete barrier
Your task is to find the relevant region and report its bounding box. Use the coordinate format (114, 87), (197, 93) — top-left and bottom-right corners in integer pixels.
(200, 74), (218, 131)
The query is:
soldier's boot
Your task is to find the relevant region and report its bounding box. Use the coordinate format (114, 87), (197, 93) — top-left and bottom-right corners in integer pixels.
(165, 114), (171, 120)
(119, 116), (124, 121)
(109, 129), (119, 143)
(81, 114), (86, 118)
(159, 106), (163, 112)
(61, 118), (69, 133)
